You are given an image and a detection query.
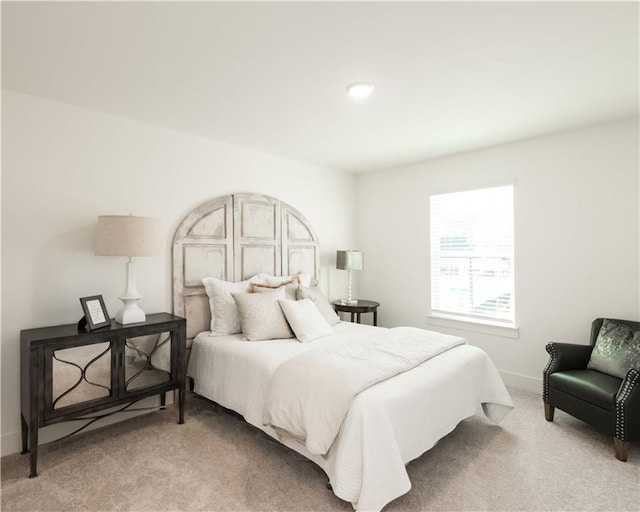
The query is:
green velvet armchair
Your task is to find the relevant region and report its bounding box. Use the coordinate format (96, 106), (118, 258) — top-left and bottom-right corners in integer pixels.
(543, 318), (640, 461)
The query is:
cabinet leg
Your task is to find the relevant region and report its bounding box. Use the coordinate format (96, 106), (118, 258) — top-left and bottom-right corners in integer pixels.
(160, 393), (166, 408)
(28, 426), (38, 478)
(178, 386), (185, 424)
(21, 415), (29, 454)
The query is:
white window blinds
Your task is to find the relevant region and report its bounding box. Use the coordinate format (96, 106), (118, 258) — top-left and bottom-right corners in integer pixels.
(430, 185), (514, 325)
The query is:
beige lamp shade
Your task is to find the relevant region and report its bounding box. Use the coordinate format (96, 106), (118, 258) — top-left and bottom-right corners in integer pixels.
(95, 215), (164, 257)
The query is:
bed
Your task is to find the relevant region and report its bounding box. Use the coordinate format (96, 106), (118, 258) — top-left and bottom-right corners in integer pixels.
(174, 193), (513, 512)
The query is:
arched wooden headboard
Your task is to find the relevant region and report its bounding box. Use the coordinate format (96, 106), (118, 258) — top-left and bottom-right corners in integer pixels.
(172, 193), (320, 343)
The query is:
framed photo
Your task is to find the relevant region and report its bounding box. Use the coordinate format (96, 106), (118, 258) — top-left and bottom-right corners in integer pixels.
(79, 295), (111, 331)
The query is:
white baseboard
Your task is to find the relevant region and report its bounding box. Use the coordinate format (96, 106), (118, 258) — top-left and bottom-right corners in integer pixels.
(2, 394), (172, 457)
(2, 375), (537, 456)
(499, 369), (542, 394)
(1, 431), (22, 457)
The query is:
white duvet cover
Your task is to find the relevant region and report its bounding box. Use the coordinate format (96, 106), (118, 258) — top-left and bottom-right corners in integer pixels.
(264, 326), (466, 456)
(187, 322), (513, 512)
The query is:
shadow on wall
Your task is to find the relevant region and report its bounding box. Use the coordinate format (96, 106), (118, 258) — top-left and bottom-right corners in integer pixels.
(31, 222), (119, 326)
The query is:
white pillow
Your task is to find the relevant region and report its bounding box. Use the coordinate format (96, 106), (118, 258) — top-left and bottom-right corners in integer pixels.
(297, 285), (340, 326)
(202, 276), (260, 336)
(279, 299), (333, 343)
(254, 273), (313, 287)
(251, 273), (313, 300)
(232, 288), (294, 341)
(251, 276), (300, 300)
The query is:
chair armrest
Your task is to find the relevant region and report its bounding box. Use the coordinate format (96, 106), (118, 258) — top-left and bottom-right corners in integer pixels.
(545, 342), (594, 373)
(614, 368), (640, 441)
(616, 368), (640, 401)
(543, 342), (594, 404)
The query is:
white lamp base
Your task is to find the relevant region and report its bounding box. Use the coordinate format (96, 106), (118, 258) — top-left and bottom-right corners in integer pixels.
(115, 299), (146, 324)
(340, 269), (358, 306)
(115, 260), (146, 325)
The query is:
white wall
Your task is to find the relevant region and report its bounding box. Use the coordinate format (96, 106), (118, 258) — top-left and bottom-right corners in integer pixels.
(356, 118), (639, 390)
(3, 91), (637, 458)
(1, 90), (357, 455)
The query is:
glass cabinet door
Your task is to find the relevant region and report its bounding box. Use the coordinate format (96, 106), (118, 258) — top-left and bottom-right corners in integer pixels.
(51, 342), (112, 410)
(123, 332), (171, 392)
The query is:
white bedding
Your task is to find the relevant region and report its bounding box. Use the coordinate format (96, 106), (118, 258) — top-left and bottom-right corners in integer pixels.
(264, 326), (466, 455)
(187, 322), (513, 512)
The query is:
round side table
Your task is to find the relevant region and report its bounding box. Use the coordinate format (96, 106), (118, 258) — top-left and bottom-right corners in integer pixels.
(332, 300), (380, 326)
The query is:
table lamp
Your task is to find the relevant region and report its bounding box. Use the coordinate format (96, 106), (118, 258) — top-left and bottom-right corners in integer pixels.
(95, 215), (164, 324)
(336, 250), (364, 305)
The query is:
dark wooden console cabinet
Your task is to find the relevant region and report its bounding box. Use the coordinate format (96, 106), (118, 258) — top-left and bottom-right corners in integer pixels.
(20, 313), (186, 478)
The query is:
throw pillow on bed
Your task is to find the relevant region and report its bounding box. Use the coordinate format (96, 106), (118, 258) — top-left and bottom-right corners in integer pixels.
(250, 273), (313, 300)
(232, 288), (294, 341)
(297, 285), (340, 326)
(253, 273), (313, 287)
(202, 276), (262, 336)
(587, 319), (640, 379)
(279, 299), (334, 343)
(251, 276), (300, 300)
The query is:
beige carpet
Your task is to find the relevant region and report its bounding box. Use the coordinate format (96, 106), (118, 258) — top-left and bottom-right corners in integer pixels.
(2, 388), (638, 511)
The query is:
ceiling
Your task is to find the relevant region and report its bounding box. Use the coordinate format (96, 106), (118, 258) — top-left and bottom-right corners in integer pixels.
(3, 2), (638, 173)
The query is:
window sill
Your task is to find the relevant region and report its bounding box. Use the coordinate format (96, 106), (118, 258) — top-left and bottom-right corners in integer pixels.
(426, 314), (519, 339)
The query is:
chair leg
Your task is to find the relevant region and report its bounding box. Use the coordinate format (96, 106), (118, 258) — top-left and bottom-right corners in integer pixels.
(544, 403), (555, 422)
(614, 438), (629, 462)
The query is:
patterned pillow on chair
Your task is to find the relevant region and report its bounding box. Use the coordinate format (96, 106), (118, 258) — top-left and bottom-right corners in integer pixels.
(587, 319), (640, 379)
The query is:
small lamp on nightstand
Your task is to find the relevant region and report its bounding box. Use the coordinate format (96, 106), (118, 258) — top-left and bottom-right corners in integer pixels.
(336, 250), (364, 305)
(95, 215), (164, 325)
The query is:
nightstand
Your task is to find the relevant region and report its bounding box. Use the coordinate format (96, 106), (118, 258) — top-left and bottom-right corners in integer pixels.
(332, 300), (380, 326)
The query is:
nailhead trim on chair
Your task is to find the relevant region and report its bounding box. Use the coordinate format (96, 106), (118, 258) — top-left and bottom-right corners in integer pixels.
(615, 368), (640, 442)
(543, 343), (558, 403)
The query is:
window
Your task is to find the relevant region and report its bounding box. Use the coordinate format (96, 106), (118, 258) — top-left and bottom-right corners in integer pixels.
(429, 185), (514, 326)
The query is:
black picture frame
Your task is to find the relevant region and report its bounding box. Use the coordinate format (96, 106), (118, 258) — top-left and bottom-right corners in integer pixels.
(79, 295), (111, 331)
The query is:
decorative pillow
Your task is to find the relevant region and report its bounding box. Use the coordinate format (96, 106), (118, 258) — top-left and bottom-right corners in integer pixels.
(297, 285), (340, 326)
(587, 319), (640, 379)
(251, 276), (299, 300)
(232, 288), (293, 341)
(254, 273), (313, 287)
(250, 273), (313, 300)
(279, 299), (333, 343)
(202, 276), (261, 336)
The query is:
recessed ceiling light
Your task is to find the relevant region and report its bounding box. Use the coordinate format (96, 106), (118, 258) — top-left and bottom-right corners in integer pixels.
(346, 82), (375, 99)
